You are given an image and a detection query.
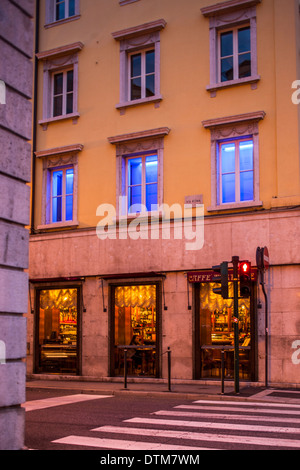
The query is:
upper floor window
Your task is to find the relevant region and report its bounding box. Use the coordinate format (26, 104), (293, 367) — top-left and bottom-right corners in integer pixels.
(218, 138), (254, 205)
(202, 111), (265, 212)
(127, 154), (158, 213)
(51, 167), (74, 223)
(45, 0), (80, 27)
(129, 49), (155, 101)
(35, 144), (83, 230)
(219, 26), (251, 83)
(55, 0), (75, 21)
(201, 0), (261, 96)
(108, 127), (170, 216)
(52, 69), (74, 117)
(112, 19), (166, 114)
(37, 42), (83, 129)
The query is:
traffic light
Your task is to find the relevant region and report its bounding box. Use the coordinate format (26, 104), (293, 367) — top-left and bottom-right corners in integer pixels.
(212, 262), (229, 299)
(239, 261), (251, 298)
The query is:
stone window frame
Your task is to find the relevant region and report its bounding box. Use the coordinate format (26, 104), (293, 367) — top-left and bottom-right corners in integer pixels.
(201, 0), (261, 97)
(45, 0), (80, 28)
(112, 19), (166, 114)
(202, 111), (265, 212)
(36, 144), (83, 230)
(108, 127), (170, 217)
(37, 42), (83, 130)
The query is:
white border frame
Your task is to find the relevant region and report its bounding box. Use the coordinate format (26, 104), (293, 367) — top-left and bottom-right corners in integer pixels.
(201, 1), (261, 96)
(36, 144), (83, 230)
(202, 112), (265, 211)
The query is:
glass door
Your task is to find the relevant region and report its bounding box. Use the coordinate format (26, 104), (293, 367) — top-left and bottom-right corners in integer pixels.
(113, 284), (158, 377)
(197, 281), (253, 380)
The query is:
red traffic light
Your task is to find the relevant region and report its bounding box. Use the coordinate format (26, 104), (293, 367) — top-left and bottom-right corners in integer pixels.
(239, 261), (251, 275)
(239, 261), (251, 298)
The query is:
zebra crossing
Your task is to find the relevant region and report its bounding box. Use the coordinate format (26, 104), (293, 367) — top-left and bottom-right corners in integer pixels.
(52, 398), (300, 450)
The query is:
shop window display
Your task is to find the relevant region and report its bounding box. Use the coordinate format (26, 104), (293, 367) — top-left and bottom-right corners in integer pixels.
(200, 282), (251, 379)
(114, 285), (157, 377)
(37, 288), (78, 374)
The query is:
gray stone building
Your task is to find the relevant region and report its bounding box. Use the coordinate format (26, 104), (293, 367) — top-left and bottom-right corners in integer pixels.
(0, 0), (34, 450)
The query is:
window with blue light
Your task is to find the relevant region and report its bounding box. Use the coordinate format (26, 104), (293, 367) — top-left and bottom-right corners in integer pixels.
(218, 138), (254, 205)
(128, 157), (142, 212)
(52, 170), (63, 222)
(51, 167), (74, 223)
(239, 140), (254, 202)
(145, 155), (158, 212)
(65, 168), (74, 221)
(127, 155), (158, 213)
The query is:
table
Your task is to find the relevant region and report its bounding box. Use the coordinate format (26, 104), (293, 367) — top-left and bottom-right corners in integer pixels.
(200, 345), (251, 381)
(117, 345), (156, 377)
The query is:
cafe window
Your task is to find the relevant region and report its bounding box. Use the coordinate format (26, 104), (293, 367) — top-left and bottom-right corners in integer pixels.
(198, 281), (252, 380)
(36, 288), (79, 374)
(113, 285), (158, 377)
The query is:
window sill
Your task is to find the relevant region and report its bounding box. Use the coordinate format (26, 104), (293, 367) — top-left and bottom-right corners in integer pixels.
(116, 95), (163, 114)
(207, 200), (263, 212)
(207, 75), (260, 97)
(37, 221), (79, 231)
(39, 113), (80, 130)
(44, 15), (81, 29)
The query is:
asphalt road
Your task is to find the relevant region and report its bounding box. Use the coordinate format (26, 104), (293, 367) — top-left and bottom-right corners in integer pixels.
(25, 389), (183, 450)
(24, 388), (300, 456)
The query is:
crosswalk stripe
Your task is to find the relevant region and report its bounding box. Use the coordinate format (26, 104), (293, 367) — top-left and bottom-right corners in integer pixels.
(52, 435), (208, 450)
(193, 399), (300, 409)
(49, 397), (300, 450)
(94, 425), (300, 449)
(24, 394), (113, 412)
(173, 404), (300, 416)
(149, 413), (300, 434)
(157, 409), (300, 425)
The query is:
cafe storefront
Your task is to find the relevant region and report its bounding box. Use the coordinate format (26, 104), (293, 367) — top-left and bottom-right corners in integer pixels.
(110, 282), (160, 378)
(190, 270), (257, 381)
(34, 286), (81, 375)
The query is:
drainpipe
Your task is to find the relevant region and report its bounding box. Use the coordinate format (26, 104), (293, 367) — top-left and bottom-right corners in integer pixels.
(30, 0), (40, 235)
(261, 277), (268, 388)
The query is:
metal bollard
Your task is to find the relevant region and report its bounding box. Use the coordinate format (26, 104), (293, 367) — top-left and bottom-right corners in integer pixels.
(221, 349), (225, 395)
(124, 348), (128, 389)
(167, 347), (171, 391)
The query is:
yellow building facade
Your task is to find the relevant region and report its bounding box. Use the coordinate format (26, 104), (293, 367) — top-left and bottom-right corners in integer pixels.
(28, 0), (300, 386)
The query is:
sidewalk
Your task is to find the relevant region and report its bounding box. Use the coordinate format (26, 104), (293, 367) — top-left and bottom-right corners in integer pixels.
(26, 375), (267, 401)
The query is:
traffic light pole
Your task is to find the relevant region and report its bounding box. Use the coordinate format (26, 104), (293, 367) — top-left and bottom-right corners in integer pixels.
(232, 256), (240, 395)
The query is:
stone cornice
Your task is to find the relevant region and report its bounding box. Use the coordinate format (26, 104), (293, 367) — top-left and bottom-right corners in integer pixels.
(112, 19), (167, 41)
(36, 42), (84, 61)
(35, 144), (84, 158)
(202, 111), (266, 129)
(108, 127), (170, 145)
(201, 0), (261, 17)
